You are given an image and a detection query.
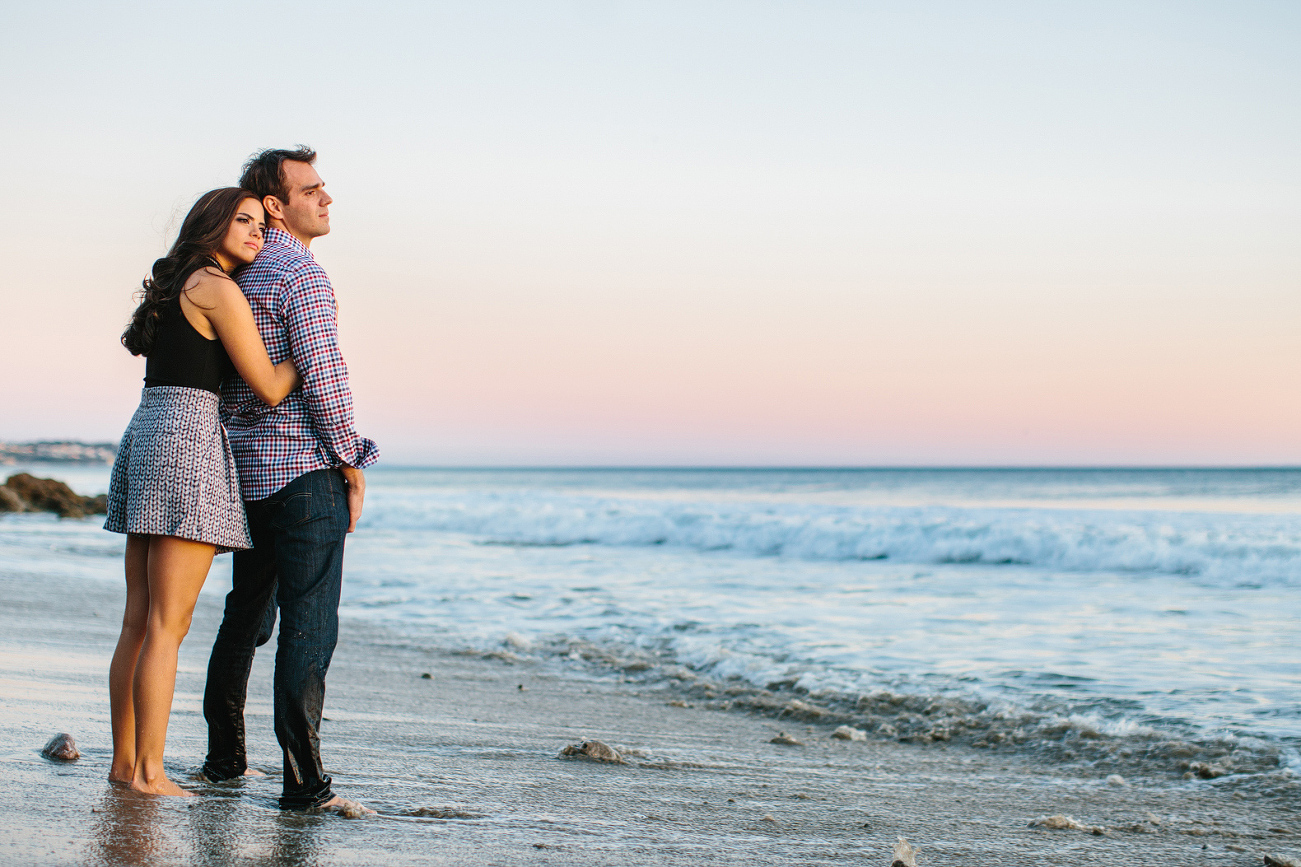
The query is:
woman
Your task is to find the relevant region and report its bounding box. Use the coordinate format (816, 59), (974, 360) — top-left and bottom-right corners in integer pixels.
(104, 188), (299, 796)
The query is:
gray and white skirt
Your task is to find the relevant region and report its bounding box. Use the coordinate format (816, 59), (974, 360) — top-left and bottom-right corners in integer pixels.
(104, 386), (252, 553)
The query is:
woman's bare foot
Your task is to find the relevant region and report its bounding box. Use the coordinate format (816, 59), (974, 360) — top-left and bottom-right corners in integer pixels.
(108, 765), (134, 785)
(314, 795), (375, 818)
(129, 775), (195, 797)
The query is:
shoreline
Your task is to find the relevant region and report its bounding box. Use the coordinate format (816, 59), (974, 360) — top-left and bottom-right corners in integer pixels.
(1, 565), (1297, 865)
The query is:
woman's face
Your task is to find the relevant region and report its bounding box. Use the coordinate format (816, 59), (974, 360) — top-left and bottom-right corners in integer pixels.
(217, 198), (266, 269)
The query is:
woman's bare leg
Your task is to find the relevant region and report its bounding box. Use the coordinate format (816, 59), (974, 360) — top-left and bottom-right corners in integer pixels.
(129, 535), (215, 797)
(108, 534), (150, 783)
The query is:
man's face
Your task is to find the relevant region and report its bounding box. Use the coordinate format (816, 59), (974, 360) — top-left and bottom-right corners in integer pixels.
(275, 160), (332, 240)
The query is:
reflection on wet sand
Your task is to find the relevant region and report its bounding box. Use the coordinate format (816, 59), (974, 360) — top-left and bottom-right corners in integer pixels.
(188, 796), (325, 867)
(87, 787), (325, 867)
(87, 788), (174, 866)
(267, 812), (325, 867)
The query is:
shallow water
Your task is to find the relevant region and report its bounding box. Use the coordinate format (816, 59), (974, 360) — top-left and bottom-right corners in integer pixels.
(4, 464), (1299, 783)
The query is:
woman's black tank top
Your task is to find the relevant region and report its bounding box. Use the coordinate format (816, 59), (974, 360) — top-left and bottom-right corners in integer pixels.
(143, 264), (234, 395)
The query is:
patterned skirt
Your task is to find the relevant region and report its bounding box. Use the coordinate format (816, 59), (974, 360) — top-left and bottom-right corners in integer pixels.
(104, 386), (252, 553)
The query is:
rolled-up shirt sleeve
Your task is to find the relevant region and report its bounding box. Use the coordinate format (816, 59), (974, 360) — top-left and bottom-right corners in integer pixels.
(282, 265), (379, 470)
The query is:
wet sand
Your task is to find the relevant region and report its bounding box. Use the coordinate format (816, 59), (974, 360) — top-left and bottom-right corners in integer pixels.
(1, 566), (1296, 866)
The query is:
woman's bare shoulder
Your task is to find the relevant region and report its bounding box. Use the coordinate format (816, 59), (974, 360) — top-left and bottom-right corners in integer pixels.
(184, 267), (243, 305)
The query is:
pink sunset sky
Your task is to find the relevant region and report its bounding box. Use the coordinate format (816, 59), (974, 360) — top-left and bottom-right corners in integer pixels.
(2, 2), (1298, 465)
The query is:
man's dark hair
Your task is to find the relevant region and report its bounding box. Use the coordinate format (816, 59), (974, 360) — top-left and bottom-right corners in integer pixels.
(239, 145), (317, 204)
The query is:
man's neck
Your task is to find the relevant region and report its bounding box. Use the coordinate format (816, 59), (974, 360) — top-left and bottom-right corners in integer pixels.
(268, 219), (312, 249)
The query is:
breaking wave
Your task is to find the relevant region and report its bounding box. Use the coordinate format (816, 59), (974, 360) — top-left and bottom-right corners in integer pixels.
(365, 490), (1301, 585)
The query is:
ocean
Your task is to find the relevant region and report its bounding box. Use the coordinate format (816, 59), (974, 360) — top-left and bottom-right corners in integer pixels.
(3, 465), (1298, 792)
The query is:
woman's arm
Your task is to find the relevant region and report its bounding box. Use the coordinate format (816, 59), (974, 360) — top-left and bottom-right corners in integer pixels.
(186, 270), (300, 406)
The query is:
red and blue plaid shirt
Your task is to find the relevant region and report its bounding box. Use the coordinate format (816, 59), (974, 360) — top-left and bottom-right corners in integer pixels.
(221, 227), (378, 501)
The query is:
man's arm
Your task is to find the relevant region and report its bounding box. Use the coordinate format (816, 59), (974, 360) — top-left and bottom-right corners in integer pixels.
(282, 264), (379, 531)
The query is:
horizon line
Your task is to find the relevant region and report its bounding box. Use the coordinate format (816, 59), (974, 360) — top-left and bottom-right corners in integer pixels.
(369, 463), (1301, 472)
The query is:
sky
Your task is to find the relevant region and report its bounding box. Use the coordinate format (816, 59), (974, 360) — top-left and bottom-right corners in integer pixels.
(1, 1), (1298, 465)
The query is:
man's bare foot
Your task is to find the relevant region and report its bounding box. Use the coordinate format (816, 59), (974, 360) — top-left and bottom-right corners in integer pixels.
(243, 767), (267, 777)
(108, 767), (133, 785)
(129, 776), (195, 797)
(313, 795), (375, 818)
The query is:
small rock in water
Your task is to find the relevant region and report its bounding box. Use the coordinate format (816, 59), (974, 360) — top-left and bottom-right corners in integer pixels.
(762, 814), (777, 824)
(891, 836), (918, 867)
(1186, 761), (1227, 779)
(1265, 856), (1301, 867)
(832, 725), (867, 741)
(1105, 774), (1127, 787)
(41, 733), (80, 761)
(405, 807), (487, 819)
(782, 698), (829, 718)
(769, 731), (804, 746)
(1030, 814), (1106, 835)
(559, 740), (625, 764)
(420, 672), (432, 679)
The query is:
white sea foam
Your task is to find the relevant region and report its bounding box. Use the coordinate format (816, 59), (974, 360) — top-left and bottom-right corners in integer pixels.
(364, 490), (1301, 586)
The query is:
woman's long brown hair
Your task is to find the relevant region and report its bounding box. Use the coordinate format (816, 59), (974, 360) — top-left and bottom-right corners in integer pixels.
(121, 187), (257, 356)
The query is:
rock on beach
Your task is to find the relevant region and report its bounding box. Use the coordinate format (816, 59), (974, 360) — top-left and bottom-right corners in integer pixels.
(832, 725), (867, 741)
(769, 732), (804, 746)
(1265, 855), (1301, 867)
(559, 740), (625, 764)
(41, 733), (80, 761)
(1030, 814), (1107, 835)
(0, 474), (106, 518)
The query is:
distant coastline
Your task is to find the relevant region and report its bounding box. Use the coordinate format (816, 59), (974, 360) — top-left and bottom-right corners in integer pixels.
(0, 441), (117, 465)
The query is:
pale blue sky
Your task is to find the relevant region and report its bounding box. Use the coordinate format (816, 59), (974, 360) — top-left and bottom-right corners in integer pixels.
(2, 2), (1298, 464)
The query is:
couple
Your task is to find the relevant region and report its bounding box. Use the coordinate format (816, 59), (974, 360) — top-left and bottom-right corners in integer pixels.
(103, 146), (378, 813)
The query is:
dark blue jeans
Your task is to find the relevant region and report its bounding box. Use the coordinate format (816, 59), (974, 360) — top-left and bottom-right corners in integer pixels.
(201, 469), (348, 809)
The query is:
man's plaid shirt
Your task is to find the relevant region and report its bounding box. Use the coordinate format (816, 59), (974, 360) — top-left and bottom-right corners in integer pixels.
(221, 227), (378, 501)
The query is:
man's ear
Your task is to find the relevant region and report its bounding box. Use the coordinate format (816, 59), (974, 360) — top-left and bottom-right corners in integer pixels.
(263, 195), (285, 221)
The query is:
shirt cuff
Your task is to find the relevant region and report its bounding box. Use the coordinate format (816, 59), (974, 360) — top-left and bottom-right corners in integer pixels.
(328, 436), (380, 470)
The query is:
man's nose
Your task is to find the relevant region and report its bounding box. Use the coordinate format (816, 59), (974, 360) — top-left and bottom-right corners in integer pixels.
(321, 191), (333, 206)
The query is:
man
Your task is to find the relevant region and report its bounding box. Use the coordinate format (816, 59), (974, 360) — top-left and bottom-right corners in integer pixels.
(201, 146), (378, 813)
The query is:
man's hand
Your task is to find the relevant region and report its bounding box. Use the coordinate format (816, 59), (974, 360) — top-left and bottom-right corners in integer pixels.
(339, 466), (365, 533)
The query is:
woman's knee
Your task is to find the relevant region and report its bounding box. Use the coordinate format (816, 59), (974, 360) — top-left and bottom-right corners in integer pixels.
(148, 608), (195, 641)
(120, 607), (150, 637)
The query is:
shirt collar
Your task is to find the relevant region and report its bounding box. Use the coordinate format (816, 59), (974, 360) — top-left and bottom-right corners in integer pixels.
(263, 226), (312, 258)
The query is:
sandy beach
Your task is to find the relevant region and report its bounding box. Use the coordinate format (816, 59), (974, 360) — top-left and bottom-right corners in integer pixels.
(0, 560), (1295, 867)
